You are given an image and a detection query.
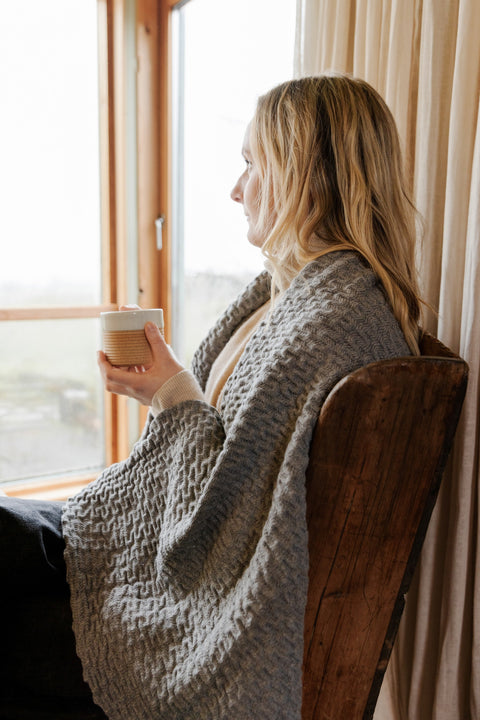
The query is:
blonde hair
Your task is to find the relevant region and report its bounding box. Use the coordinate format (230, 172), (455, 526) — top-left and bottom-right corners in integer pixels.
(251, 74), (422, 354)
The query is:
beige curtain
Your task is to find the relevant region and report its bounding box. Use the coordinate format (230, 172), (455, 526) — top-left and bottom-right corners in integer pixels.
(294, 1), (480, 718)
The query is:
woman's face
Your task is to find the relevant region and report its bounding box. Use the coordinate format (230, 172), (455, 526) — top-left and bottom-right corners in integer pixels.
(231, 124), (264, 247)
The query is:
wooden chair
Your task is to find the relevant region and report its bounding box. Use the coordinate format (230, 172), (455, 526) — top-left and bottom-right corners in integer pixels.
(302, 333), (469, 719)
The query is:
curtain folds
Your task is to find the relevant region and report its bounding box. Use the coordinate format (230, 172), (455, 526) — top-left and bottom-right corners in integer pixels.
(294, 2), (480, 719)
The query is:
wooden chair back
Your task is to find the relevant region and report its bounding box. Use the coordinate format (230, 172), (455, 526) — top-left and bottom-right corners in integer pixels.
(302, 333), (468, 720)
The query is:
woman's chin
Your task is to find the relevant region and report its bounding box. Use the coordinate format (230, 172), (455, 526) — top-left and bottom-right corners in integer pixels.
(246, 231), (264, 248)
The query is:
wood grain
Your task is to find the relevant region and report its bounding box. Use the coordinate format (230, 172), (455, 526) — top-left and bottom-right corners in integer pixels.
(302, 333), (468, 719)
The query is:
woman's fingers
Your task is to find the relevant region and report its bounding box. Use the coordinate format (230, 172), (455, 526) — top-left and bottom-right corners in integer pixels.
(144, 323), (183, 375)
(144, 322), (166, 356)
(97, 325), (184, 406)
(97, 352), (127, 394)
(97, 353), (150, 403)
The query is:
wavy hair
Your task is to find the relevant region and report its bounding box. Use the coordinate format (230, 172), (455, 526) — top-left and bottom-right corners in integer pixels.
(251, 74), (423, 354)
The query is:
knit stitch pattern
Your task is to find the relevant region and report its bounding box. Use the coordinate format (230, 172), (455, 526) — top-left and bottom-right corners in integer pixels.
(62, 252), (410, 719)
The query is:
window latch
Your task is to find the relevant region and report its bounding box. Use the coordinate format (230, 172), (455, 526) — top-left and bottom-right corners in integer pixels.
(155, 216), (165, 250)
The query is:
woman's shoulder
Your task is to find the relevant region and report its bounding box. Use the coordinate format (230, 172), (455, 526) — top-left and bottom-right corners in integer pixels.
(277, 251), (379, 316)
(278, 250), (410, 357)
(298, 249), (374, 288)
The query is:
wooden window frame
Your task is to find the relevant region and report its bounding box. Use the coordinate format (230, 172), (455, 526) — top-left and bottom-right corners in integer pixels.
(3, 0), (175, 500)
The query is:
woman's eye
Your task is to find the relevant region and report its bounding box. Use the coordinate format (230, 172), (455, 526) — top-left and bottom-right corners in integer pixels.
(245, 160), (253, 172)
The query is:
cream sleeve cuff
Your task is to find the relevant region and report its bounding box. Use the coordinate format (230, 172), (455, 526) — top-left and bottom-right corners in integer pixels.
(151, 370), (205, 415)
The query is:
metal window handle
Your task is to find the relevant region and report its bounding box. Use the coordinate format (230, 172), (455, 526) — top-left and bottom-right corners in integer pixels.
(155, 216), (165, 250)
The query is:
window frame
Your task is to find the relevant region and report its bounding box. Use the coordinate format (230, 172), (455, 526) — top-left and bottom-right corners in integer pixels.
(3, 0), (172, 500)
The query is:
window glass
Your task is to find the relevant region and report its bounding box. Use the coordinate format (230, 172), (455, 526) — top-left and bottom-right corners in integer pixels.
(0, 319), (104, 483)
(0, 0), (105, 488)
(171, 0), (296, 363)
(0, 0), (101, 308)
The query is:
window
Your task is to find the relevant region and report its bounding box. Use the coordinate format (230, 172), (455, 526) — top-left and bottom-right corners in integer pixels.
(1, 0), (161, 499)
(170, 0), (296, 363)
(0, 1), (106, 497)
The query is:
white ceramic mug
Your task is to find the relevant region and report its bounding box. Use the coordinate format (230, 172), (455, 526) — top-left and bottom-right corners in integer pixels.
(101, 309), (164, 366)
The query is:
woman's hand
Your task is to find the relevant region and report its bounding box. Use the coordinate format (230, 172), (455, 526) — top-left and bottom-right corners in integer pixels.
(97, 322), (184, 406)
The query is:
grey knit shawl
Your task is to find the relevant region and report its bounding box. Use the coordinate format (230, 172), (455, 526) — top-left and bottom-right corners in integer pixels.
(62, 251), (409, 720)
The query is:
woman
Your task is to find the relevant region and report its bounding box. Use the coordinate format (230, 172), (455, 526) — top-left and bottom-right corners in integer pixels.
(1, 75), (422, 719)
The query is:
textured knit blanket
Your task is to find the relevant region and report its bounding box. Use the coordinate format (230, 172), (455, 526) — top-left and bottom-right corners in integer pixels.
(62, 251), (409, 720)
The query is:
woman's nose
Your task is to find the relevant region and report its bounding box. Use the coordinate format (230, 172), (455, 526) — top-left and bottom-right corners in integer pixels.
(231, 176), (243, 203)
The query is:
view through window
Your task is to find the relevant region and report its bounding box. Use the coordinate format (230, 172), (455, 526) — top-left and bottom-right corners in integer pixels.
(171, 0), (296, 364)
(0, 0), (104, 485)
